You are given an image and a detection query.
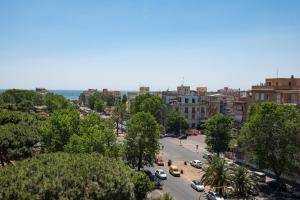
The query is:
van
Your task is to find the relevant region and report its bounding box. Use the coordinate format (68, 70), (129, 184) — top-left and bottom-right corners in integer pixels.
(169, 165), (181, 177)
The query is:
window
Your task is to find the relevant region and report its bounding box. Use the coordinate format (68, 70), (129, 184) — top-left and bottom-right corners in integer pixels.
(185, 98), (189, 103)
(261, 93), (265, 100)
(268, 82), (271, 86)
(192, 114), (195, 120)
(192, 123), (195, 128)
(276, 82), (278, 86)
(255, 93), (260, 100)
(289, 82), (292, 86)
(201, 107), (205, 113)
(185, 107), (189, 113)
(192, 107), (195, 113)
(178, 97), (181, 102)
(192, 98), (195, 103)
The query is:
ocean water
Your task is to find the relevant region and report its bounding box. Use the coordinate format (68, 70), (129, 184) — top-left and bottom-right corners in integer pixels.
(0, 89), (129, 101)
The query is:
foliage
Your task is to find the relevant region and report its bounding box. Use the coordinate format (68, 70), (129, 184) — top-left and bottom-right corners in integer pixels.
(152, 193), (173, 200)
(89, 92), (116, 110)
(94, 99), (105, 112)
(230, 167), (257, 196)
(0, 110), (41, 166)
(44, 93), (71, 112)
(0, 89), (44, 107)
(131, 172), (154, 200)
(166, 111), (189, 133)
(125, 112), (160, 171)
(122, 94), (128, 104)
(0, 153), (135, 200)
(42, 108), (80, 152)
(0, 89), (72, 113)
(240, 102), (300, 181)
(201, 156), (231, 195)
(130, 93), (164, 124)
(112, 103), (128, 135)
(65, 114), (123, 158)
(0, 123), (40, 166)
(204, 114), (232, 156)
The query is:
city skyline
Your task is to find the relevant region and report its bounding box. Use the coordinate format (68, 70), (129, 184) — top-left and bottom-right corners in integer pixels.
(1, 0), (300, 90)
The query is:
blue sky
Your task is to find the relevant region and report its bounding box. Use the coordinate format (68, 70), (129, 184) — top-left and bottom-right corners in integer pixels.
(0, 0), (300, 91)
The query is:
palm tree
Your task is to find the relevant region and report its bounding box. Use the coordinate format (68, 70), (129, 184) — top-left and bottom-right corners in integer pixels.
(230, 167), (257, 197)
(112, 103), (128, 136)
(201, 156), (231, 195)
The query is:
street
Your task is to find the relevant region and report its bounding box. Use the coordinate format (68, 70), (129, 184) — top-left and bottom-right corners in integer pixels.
(148, 135), (208, 200)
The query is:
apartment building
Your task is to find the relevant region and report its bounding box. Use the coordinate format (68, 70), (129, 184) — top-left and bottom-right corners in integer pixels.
(162, 86), (213, 128)
(250, 75), (300, 105)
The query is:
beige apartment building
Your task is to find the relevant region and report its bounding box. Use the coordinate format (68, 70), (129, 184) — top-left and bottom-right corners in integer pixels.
(250, 75), (300, 105)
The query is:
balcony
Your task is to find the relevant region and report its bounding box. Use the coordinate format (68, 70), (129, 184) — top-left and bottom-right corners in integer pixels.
(252, 85), (300, 90)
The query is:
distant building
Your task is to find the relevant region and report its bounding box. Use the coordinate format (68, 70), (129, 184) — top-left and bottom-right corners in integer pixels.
(249, 75), (300, 105)
(35, 88), (48, 95)
(139, 86), (150, 94)
(78, 89), (98, 107)
(163, 86), (211, 128)
(196, 87), (208, 94)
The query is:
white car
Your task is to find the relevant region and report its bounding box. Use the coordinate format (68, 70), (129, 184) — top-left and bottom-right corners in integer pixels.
(207, 191), (224, 200)
(191, 180), (204, 192)
(190, 160), (202, 168)
(155, 169), (167, 180)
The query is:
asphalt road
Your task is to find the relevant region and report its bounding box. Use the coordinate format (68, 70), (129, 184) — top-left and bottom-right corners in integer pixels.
(148, 136), (208, 200)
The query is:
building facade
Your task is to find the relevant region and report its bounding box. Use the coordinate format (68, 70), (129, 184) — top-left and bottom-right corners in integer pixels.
(250, 75), (300, 105)
(162, 86), (213, 128)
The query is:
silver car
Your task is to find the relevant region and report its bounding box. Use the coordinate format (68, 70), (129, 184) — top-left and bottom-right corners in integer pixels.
(191, 180), (204, 192)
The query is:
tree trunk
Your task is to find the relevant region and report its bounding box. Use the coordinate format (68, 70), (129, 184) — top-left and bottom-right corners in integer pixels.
(116, 120), (119, 136)
(0, 154), (5, 167)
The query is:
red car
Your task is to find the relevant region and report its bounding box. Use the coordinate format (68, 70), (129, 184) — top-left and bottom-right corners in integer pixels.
(156, 157), (165, 166)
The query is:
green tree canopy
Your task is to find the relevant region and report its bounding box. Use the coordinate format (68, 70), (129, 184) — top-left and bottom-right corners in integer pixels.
(0, 89), (44, 106)
(230, 167), (257, 197)
(131, 172), (154, 200)
(65, 114), (123, 158)
(112, 102), (128, 135)
(204, 114), (232, 156)
(0, 123), (40, 166)
(240, 102), (300, 182)
(0, 153), (136, 200)
(125, 112), (160, 171)
(44, 93), (72, 112)
(201, 156), (231, 195)
(94, 99), (105, 112)
(42, 108), (80, 152)
(166, 111), (189, 133)
(130, 93), (164, 124)
(122, 94), (128, 104)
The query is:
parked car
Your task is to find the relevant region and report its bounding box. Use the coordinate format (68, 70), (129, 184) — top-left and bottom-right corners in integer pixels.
(203, 153), (212, 161)
(155, 157), (165, 166)
(190, 160), (202, 168)
(143, 170), (164, 189)
(191, 180), (205, 192)
(207, 191), (224, 200)
(165, 133), (177, 138)
(292, 191), (300, 198)
(268, 180), (287, 192)
(178, 135), (187, 140)
(169, 165), (181, 177)
(155, 169), (167, 180)
(251, 171), (266, 183)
